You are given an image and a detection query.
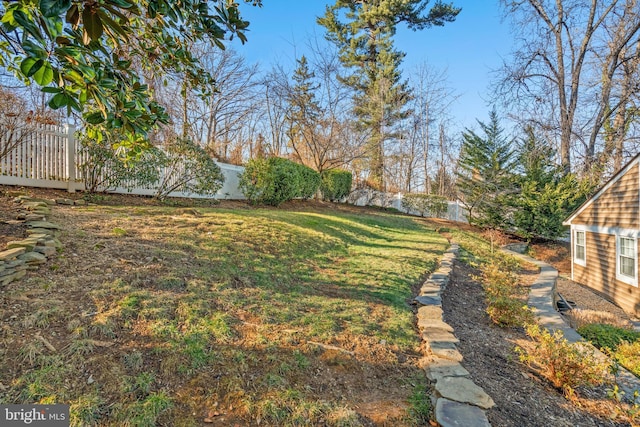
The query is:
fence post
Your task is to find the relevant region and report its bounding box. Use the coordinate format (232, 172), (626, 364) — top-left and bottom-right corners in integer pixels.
(65, 124), (76, 193)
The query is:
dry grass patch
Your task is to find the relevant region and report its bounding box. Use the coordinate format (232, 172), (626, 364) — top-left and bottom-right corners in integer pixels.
(565, 308), (634, 330)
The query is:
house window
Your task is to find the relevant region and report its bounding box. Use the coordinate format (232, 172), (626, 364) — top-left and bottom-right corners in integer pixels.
(574, 230), (586, 266)
(617, 236), (637, 286)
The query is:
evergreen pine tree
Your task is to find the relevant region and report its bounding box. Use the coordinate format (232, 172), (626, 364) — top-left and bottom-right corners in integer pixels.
(286, 56), (321, 166)
(318, 0), (460, 190)
(512, 127), (592, 240)
(457, 110), (517, 228)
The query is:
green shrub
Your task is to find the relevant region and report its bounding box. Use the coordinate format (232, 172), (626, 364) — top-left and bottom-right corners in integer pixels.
(614, 341), (640, 378)
(77, 135), (162, 193)
(401, 194), (448, 217)
(517, 324), (608, 395)
(321, 169), (353, 201)
(239, 157), (321, 206)
(479, 261), (533, 327)
(153, 138), (225, 200)
(486, 296), (534, 327)
(297, 163), (321, 199)
(577, 323), (640, 351)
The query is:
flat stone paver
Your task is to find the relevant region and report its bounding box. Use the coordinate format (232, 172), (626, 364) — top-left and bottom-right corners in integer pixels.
(18, 251), (47, 264)
(7, 238), (39, 252)
(425, 358), (470, 381)
(435, 376), (495, 409)
(417, 305), (443, 324)
(415, 295), (441, 306)
(436, 398), (491, 427)
(421, 319), (454, 333)
(423, 328), (459, 344)
(25, 221), (60, 230)
(430, 345), (464, 362)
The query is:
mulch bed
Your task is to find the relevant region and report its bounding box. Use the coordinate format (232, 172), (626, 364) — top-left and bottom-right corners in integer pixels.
(442, 260), (629, 427)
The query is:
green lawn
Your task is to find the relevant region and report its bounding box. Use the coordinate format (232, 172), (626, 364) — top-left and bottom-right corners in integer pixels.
(2, 203), (448, 426)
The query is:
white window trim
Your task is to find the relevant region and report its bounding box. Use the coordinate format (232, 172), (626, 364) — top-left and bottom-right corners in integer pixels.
(616, 234), (638, 287)
(573, 226), (586, 267)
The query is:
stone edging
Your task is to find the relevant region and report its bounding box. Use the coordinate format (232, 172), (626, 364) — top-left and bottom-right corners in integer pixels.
(0, 194), (67, 286)
(416, 244), (494, 427)
(503, 249), (640, 403)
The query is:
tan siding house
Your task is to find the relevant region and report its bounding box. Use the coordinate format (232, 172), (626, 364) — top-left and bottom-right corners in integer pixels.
(563, 155), (640, 316)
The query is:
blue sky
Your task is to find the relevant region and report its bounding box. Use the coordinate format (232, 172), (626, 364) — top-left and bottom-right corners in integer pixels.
(235, 1), (513, 133)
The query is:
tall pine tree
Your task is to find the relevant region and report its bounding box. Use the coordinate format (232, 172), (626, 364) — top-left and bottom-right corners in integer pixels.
(318, 0), (460, 190)
(512, 127), (593, 240)
(457, 110), (516, 229)
(286, 56), (321, 165)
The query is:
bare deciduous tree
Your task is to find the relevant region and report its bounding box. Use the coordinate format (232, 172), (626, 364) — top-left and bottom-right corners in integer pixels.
(496, 0), (640, 174)
(0, 87), (58, 162)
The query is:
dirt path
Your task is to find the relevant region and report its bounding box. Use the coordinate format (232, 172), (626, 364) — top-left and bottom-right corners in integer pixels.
(441, 259), (629, 427)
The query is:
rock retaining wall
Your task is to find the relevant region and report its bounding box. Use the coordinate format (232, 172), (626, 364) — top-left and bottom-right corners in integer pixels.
(0, 193), (67, 286)
(416, 245), (494, 427)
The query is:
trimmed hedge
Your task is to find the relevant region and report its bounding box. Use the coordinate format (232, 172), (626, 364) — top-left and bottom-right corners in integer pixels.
(401, 194), (448, 218)
(320, 169), (352, 201)
(239, 157), (321, 206)
(298, 163), (322, 199)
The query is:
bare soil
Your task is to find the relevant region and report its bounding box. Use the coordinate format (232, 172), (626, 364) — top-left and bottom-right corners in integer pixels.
(0, 194), (26, 248)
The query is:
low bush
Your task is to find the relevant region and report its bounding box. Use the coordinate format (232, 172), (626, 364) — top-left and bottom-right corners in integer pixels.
(614, 341), (640, 378)
(401, 193), (448, 218)
(486, 296), (534, 327)
(577, 323), (640, 351)
(239, 157), (321, 206)
(479, 261), (533, 327)
(78, 135), (161, 193)
(517, 324), (609, 395)
(153, 138), (225, 200)
(320, 169), (353, 201)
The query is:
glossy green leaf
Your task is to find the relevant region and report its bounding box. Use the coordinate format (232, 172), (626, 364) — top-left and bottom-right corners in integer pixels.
(98, 10), (128, 38)
(85, 111), (106, 124)
(39, 0), (72, 18)
(48, 92), (67, 109)
(20, 57), (44, 77)
(13, 10), (45, 42)
(41, 86), (62, 94)
(107, 0), (134, 9)
(33, 61), (54, 85)
(22, 40), (48, 57)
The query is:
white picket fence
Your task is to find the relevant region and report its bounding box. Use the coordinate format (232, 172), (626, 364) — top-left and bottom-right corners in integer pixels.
(0, 123), (246, 199)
